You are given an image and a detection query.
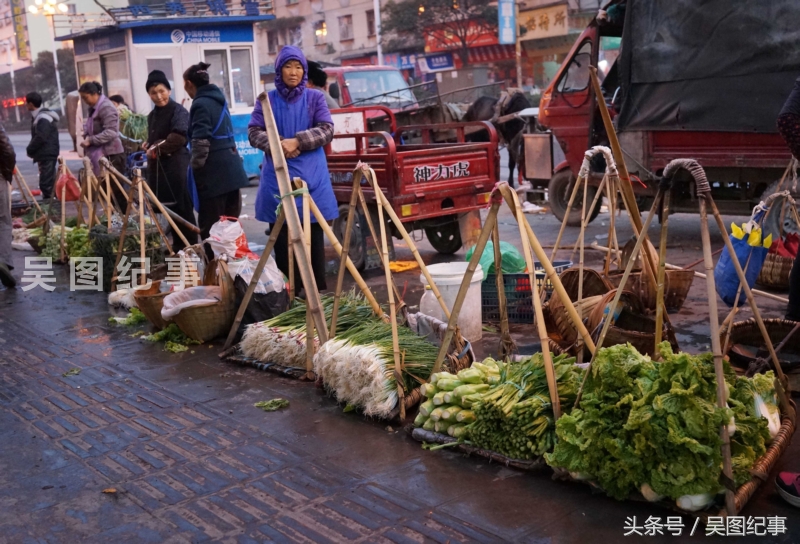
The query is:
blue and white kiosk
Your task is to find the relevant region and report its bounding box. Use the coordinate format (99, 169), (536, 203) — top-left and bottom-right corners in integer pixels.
(58, 3), (275, 177)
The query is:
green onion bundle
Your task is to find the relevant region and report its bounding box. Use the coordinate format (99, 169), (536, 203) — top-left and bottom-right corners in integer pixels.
(314, 320), (440, 418)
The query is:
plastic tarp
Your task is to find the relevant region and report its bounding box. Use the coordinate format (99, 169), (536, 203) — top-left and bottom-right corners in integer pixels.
(616, 0), (800, 133)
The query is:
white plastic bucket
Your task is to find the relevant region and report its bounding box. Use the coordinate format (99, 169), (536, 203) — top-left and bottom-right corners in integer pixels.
(420, 262), (484, 342)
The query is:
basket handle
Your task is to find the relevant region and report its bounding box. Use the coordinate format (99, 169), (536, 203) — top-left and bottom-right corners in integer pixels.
(216, 259), (234, 303)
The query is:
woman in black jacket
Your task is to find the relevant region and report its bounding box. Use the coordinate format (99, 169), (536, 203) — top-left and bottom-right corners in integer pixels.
(143, 70), (197, 251)
(183, 62), (249, 257)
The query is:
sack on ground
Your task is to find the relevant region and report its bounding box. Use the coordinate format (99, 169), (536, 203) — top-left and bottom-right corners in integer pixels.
(233, 276), (290, 335)
(227, 256), (285, 294)
(161, 286), (222, 319)
(206, 217), (257, 260)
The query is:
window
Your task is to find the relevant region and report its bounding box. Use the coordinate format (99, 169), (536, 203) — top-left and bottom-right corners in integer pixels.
(77, 58), (101, 86)
(231, 49), (255, 108)
(343, 70), (416, 108)
(146, 58), (175, 100)
(366, 10), (375, 37)
(288, 25), (302, 48)
(203, 47), (256, 109)
(204, 49), (232, 104)
(287, 0), (298, 4)
(339, 15), (353, 41)
(101, 52), (131, 106)
(314, 20), (327, 45)
(556, 41), (592, 93)
(67, 3), (77, 15)
(267, 30), (279, 55)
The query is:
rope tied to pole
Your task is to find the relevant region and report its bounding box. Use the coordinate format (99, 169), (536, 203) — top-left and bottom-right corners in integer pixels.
(274, 187), (310, 217)
(663, 158), (711, 195)
(578, 145), (618, 179)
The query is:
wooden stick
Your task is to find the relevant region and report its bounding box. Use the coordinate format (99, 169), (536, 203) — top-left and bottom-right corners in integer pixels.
(363, 168), (451, 319)
(59, 182), (66, 263)
(503, 184), (561, 419)
(288, 240), (295, 303)
(301, 179), (315, 379)
(605, 176), (620, 273)
(499, 187), (597, 353)
(376, 188), (405, 420)
(699, 196), (737, 516)
(87, 162), (96, 228)
(569, 174), (606, 263)
(14, 169), (44, 215)
(143, 193), (173, 256)
(707, 198), (786, 384)
(137, 177), (147, 286)
(104, 170), (112, 229)
(575, 190), (663, 407)
(433, 201), (501, 374)
(110, 183), (138, 292)
(654, 189), (670, 351)
(223, 213), (286, 351)
(329, 172), (362, 338)
(550, 173), (585, 263)
(492, 212), (515, 359)
(308, 199), (383, 316)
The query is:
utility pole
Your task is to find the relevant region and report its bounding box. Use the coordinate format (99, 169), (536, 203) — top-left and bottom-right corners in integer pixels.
(0, 40), (19, 123)
(373, 0), (383, 65)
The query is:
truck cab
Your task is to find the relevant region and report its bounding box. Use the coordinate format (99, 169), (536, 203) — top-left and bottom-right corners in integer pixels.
(323, 66), (419, 113)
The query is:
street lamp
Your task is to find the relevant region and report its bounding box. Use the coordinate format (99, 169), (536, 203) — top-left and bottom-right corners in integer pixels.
(0, 40), (20, 122)
(27, 0), (67, 115)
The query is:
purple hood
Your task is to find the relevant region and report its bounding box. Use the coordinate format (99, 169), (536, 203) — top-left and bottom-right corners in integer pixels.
(274, 45), (308, 104)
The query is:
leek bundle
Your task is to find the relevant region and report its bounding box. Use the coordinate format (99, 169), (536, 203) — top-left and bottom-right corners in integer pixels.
(240, 292), (375, 367)
(314, 320), (440, 418)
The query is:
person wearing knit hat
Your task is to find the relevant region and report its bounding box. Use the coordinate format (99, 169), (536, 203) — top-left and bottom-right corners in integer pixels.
(143, 69), (197, 250)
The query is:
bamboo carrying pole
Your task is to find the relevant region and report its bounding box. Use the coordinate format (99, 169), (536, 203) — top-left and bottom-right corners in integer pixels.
(503, 184), (561, 418)
(104, 170), (112, 229)
(222, 213), (286, 351)
(550, 172), (586, 263)
(329, 173), (363, 337)
(13, 169), (44, 216)
(301, 178), (315, 379)
(492, 212), (516, 359)
(256, 91), (330, 344)
(654, 189), (671, 351)
(376, 188), (405, 420)
(59, 182), (66, 263)
(110, 182), (138, 291)
(137, 176), (146, 285)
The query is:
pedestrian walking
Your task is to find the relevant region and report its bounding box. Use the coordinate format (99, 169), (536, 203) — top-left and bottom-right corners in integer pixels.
(0, 122), (17, 288)
(79, 82), (127, 205)
(307, 61), (339, 110)
(249, 45), (337, 296)
(144, 70), (197, 251)
(25, 92), (60, 201)
(183, 62), (249, 259)
(777, 76), (800, 321)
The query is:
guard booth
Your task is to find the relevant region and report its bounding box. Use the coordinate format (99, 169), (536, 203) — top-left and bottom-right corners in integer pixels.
(57, 2), (275, 178)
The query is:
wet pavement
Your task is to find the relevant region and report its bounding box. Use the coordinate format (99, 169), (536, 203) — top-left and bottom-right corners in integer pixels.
(2, 136), (799, 542)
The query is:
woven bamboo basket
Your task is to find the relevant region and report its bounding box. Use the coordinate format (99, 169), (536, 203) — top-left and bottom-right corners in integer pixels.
(134, 280), (170, 329)
(173, 260), (235, 342)
(559, 267), (613, 301)
(544, 268), (612, 347)
(605, 268), (694, 312)
(756, 253), (794, 290)
(549, 295), (603, 346)
(585, 289), (672, 358)
(722, 318), (800, 393)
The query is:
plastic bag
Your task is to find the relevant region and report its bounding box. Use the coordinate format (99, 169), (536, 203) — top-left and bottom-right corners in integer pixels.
(465, 241), (526, 277)
(232, 276), (290, 335)
(161, 286), (222, 319)
(206, 217), (258, 260)
(714, 220), (771, 307)
(56, 171), (81, 202)
(227, 256), (285, 294)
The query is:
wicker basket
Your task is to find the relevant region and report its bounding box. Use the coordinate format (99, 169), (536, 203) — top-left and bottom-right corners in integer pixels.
(173, 260), (236, 342)
(722, 318), (800, 392)
(605, 268), (694, 312)
(756, 253), (794, 290)
(559, 267), (613, 301)
(585, 290), (671, 357)
(134, 280), (170, 329)
(545, 268), (612, 347)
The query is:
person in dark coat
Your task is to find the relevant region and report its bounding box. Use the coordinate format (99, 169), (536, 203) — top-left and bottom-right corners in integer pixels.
(778, 76), (800, 321)
(183, 62), (249, 258)
(144, 70), (197, 251)
(249, 45), (337, 295)
(0, 122), (17, 288)
(25, 92), (59, 200)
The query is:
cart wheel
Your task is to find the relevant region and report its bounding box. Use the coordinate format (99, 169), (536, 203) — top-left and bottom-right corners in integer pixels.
(425, 219), (463, 255)
(548, 169), (600, 226)
(332, 204), (366, 271)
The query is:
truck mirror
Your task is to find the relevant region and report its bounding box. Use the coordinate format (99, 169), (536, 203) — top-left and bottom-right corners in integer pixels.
(329, 82), (340, 100)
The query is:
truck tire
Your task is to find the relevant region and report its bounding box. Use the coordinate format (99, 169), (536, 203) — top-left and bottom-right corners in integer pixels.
(425, 218), (463, 255)
(548, 169), (601, 226)
(759, 179), (800, 237)
(332, 204), (366, 270)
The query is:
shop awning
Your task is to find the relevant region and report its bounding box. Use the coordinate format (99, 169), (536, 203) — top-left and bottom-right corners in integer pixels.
(467, 44), (516, 64)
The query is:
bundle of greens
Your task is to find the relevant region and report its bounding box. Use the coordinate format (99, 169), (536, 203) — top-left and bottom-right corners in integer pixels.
(109, 308), (147, 326)
(545, 343), (774, 509)
(467, 353), (583, 460)
(315, 320), (440, 418)
(240, 292), (376, 368)
(413, 359), (503, 437)
(66, 226), (92, 258)
(120, 109), (148, 142)
(143, 323), (201, 353)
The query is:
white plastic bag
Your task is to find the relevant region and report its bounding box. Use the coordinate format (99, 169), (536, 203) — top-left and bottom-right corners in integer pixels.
(227, 256), (285, 294)
(206, 217), (257, 260)
(161, 286), (222, 319)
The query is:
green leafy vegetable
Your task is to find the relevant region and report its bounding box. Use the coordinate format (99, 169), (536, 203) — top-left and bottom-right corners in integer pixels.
(254, 399), (290, 412)
(109, 308), (147, 326)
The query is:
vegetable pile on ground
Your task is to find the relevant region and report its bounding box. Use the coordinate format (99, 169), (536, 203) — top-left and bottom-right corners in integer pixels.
(315, 320), (440, 418)
(34, 225), (93, 260)
(545, 343), (776, 510)
(109, 308), (147, 326)
(143, 323), (201, 353)
(414, 354), (584, 460)
(240, 292), (375, 368)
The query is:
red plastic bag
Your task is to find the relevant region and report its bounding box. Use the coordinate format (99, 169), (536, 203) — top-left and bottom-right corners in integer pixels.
(769, 233), (800, 258)
(55, 171), (81, 202)
(207, 217), (258, 260)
